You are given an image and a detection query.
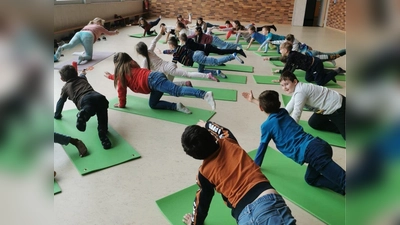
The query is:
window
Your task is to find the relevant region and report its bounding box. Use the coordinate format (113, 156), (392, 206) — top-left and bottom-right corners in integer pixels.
(54, 0), (83, 5)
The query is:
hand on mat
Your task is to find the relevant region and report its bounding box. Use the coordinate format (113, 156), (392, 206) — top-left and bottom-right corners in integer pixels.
(273, 69), (280, 73)
(257, 48), (262, 52)
(263, 57), (271, 61)
(182, 213), (193, 225)
(272, 79), (279, 83)
(242, 90), (254, 101)
(196, 120), (206, 127)
(104, 72), (112, 79)
(113, 103), (124, 108)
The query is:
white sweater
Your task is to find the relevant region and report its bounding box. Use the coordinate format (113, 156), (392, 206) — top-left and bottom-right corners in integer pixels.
(285, 82), (343, 122)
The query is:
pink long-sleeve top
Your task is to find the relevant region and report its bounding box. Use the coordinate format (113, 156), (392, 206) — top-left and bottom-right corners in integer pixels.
(81, 24), (118, 43)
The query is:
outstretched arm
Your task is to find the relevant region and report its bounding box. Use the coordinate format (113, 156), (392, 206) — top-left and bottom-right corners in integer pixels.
(148, 28), (164, 52)
(54, 92), (67, 119)
(197, 120), (238, 142)
(242, 90), (259, 106)
(246, 38), (255, 50)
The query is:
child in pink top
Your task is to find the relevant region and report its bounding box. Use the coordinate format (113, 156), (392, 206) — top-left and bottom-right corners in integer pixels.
(54, 17), (119, 64)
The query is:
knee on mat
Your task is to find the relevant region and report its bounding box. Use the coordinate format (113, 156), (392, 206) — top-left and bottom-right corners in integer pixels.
(148, 102), (158, 109)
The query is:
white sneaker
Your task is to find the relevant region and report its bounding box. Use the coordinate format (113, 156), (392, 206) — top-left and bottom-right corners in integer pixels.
(232, 53), (244, 64)
(176, 102), (192, 114)
(204, 91), (216, 110)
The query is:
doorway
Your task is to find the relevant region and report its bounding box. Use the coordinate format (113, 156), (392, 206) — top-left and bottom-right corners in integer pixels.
(303, 0), (328, 27)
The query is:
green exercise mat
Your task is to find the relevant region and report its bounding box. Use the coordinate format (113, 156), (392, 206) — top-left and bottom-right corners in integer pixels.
(270, 60), (336, 68)
(185, 62), (253, 73)
(158, 40), (167, 44)
(299, 120), (345, 148)
(109, 95), (215, 126)
(253, 51), (281, 57)
(226, 40), (259, 46)
(211, 30), (226, 35)
(54, 109), (141, 175)
(167, 86), (237, 101)
(272, 68), (346, 81)
(253, 75), (281, 84)
(177, 72), (247, 84)
(156, 147), (345, 225)
(54, 180), (61, 195)
(129, 33), (158, 38)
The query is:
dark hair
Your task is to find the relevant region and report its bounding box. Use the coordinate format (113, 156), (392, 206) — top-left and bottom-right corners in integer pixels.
(177, 14), (183, 20)
(258, 90), (281, 113)
(135, 42), (151, 70)
(285, 34), (295, 43)
(248, 25), (255, 31)
(168, 36), (179, 47)
(138, 17), (148, 26)
(233, 20), (245, 31)
(225, 20), (231, 24)
(160, 23), (166, 27)
(194, 26), (203, 43)
(279, 71), (298, 82)
(176, 22), (186, 29)
(181, 125), (219, 160)
(179, 33), (188, 42)
(196, 17), (204, 27)
(59, 65), (78, 81)
(281, 42), (292, 52)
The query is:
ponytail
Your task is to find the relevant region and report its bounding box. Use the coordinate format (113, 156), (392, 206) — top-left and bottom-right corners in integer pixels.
(135, 42), (152, 69)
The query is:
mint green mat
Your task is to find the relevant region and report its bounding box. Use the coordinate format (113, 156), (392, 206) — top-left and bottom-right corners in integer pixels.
(167, 86), (237, 101)
(271, 68), (346, 81)
(254, 75), (342, 89)
(270, 60), (336, 68)
(177, 72), (247, 84)
(156, 147), (345, 225)
(54, 109), (141, 175)
(184, 62), (253, 73)
(109, 95), (215, 125)
(54, 180), (61, 194)
(129, 33), (158, 38)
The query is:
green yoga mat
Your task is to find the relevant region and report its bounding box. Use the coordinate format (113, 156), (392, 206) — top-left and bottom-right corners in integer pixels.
(178, 72), (247, 84)
(299, 120), (345, 148)
(109, 95), (215, 125)
(157, 147), (345, 225)
(167, 86), (237, 101)
(184, 62), (253, 73)
(253, 51), (281, 57)
(54, 180), (61, 195)
(226, 40), (259, 46)
(129, 33), (158, 38)
(270, 60), (336, 68)
(54, 109), (142, 175)
(257, 73), (343, 89)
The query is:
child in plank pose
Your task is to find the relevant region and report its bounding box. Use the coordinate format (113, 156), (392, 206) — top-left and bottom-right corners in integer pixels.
(269, 34), (346, 66)
(218, 20), (235, 40)
(273, 42), (346, 86)
(238, 25), (285, 52)
(54, 17), (119, 64)
(278, 71), (346, 139)
(135, 28), (219, 84)
(242, 90), (346, 195)
(181, 120), (296, 225)
(104, 52), (216, 114)
(138, 16), (162, 37)
(188, 27), (242, 50)
(163, 36), (244, 79)
(55, 65), (112, 149)
(195, 17), (218, 34)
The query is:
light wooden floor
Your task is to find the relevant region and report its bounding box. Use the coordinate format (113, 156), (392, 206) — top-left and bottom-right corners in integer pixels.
(54, 17), (346, 225)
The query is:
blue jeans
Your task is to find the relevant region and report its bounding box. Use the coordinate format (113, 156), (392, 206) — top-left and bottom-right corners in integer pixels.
(212, 35), (241, 50)
(54, 132), (70, 145)
(305, 57), (338, 86)
(304, 137), (346, 195)
(57, 31), (94, 61)
(237, 194), (296, 225)
(192, 51), (234, 75)
(79, 91), (109, 134)
(147, 72), (206, 110)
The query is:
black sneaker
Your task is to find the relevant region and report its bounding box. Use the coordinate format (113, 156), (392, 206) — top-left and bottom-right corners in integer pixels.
(99, 135), (112, 149)
(102, 36), (107, 40)
(76, 110), (87, 132)
(336, 67), (346, 74)
(238, 49), (247, 58)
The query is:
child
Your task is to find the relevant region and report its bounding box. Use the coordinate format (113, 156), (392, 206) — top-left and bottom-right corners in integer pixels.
(195, 17), (218, 34)
(218, 20), (236, 40)
(54, 132), (88, 157)
(238, 25), (285, 52)
(54, 17), (119, 64)
(269, 34), (346, 66)
(242, 90), (346, 195)
(138, 16), (161, 37)
(181, 120), (296, 225)
(163, 36), (243, 79)
(279, 71), (346, 139)
(54, 65), (112, 149)
(176, 13), (192, 27)
(273, 42), (346, 86)
(232, 20), (252, 44)
(180, 33), (246, 59)
(135, 28), (219, 84)
(188, 27), (242, 50)
(104, 52), (216, 114)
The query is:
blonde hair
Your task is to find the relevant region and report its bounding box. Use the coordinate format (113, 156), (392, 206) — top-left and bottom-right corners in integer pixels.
(89, 17), (105, 26)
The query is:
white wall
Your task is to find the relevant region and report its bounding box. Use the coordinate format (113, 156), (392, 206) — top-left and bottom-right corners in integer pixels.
(292, 0), (307, 26)
(54, 1), (143, 31)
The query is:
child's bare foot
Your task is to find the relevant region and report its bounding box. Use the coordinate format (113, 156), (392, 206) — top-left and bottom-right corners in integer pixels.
(182, 213), (193, 225)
